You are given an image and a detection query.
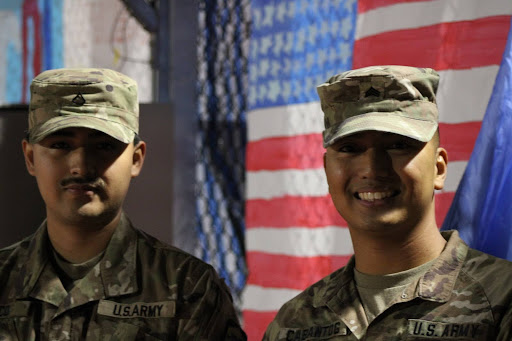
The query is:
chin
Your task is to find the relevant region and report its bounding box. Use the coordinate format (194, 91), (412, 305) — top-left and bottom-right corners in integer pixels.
(75, 203), (104, 217)
(69, 205), (117, 225)
(356, 216), (409, 231)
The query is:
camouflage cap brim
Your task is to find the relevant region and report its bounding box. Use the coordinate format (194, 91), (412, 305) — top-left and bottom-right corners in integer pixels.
(29, 114), (135, 144)
(323, 112), (438, 148)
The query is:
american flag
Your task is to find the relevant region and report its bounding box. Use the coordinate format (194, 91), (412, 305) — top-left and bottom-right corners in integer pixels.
(241, 0), (512, 339)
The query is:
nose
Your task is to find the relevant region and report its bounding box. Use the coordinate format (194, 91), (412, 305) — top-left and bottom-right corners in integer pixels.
(358, 148), (392, 179)
(69, 147), (95, 177)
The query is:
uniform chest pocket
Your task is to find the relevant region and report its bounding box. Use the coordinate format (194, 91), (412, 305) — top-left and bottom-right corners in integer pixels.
(0, 319), (19, 341)
(0, 302), (36, 341)
(90, 321), (164, 341)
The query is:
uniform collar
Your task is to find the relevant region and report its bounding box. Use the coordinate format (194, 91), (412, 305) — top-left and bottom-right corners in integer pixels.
(317, 231), (469, 307)
(14, 220), (51, 300)
(314, 230), (469, 338)
(415, 230), (468, 302)
(13, 213), (139, 302)
(314, 257), (355, 310)
(322, 257), (369, 338)
(99, 213), (138, 298)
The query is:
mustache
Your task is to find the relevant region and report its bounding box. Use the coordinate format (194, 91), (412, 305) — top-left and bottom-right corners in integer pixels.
(60, 177), (105, 189)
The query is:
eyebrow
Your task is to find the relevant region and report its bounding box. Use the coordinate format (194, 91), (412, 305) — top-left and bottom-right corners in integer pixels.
(48, 130), (108, 138)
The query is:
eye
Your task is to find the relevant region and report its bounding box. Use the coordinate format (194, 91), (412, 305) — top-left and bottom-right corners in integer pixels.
(96, 142), (116, 151)
(336, 140), (366, 153)
(388, 141), (410, 150)
(49, 141), (70, 149)
(338, 144), (357, 153)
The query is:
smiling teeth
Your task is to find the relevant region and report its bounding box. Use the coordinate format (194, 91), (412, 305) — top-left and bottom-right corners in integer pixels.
(359, 191), (393, 201)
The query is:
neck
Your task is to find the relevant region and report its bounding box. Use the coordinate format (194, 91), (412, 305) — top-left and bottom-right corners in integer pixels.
(350, 221), (446, 275)
(46, 211), (122, 263)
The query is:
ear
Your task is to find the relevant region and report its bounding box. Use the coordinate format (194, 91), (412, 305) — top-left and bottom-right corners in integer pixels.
(22, 139), (36, 176)
(131, 140), (146, 178)
(434, 147), (448, 190)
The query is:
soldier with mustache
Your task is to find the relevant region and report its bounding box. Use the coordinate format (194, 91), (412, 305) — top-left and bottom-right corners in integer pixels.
(0, 68), (246, 340)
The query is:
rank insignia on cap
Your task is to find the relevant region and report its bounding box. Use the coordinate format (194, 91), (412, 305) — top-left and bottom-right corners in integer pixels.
(365, 87), (380, 98)
(72, 93), (86, 106)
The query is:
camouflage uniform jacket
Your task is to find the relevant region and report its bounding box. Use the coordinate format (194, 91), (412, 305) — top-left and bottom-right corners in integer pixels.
(263, 231), (512, 341)
(0, 214), (246, 340)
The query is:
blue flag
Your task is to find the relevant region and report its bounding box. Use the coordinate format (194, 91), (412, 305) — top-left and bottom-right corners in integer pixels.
(442, 18), (512, 261)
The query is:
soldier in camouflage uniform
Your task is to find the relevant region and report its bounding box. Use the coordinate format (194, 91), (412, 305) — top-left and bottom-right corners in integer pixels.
(0, 68), (246, 340)
(263, 66), (512, 340)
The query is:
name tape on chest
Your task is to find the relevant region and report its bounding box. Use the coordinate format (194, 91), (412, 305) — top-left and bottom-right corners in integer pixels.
(408, 319), (488, 339)
(98, 300), (175, 319)
(279, 322), (350, 340)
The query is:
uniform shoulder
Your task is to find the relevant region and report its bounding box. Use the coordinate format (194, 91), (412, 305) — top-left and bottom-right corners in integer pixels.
(133, 227), (226, 294)
(0, 235), (33, 264)
(135, 227), (213, 270)
(459, 248), (512, 329)
(442, 230), (512, 288)
(0, 235), (34, 301)
(463, 247), (512, 278)
(460, 247), (512, 304)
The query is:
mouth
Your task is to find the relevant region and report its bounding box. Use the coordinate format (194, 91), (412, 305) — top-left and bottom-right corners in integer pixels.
(355, 190), (400, 202)
(63, 184), (98, 194)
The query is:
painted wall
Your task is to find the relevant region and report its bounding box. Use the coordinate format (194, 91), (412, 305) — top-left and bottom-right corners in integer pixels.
(0, 0), (153, 105)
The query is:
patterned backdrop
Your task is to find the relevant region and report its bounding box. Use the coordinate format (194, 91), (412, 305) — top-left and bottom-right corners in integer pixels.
(195, 0), (250, 314)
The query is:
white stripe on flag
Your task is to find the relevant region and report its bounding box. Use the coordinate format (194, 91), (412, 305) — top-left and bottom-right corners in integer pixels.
(356, 0), (512, 39)
(246, 226), (353, 256)
(242, 285), (302, 312)
(247, 101), (324, 142)
(445, 161), (468, 193)
(437, 66), (499, 123)
(247, 169), (328, 199)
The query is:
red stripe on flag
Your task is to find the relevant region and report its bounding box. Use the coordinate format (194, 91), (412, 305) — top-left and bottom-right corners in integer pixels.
(247, 134), (324, 171)
(358, 0), (428, 14)
(353, 16), (512, 70)
(439, 122), (481, 162)
(246, 195), (346, 228)
(436, 191), (456, 227)
(247, 252), (352, 290)
(243, 310), (276, 341)
(247, 122), (480, 171)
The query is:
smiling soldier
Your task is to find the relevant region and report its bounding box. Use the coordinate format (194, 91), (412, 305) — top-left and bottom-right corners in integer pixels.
(0, 68), (246, 340)
(263, 66), (512, 340)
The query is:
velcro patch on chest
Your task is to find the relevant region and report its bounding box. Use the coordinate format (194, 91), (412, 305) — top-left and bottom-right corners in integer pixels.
(98, 300), (175, 319)
(0, 302), (30, 318)
(408, 319), (488, 339)
(279, 322), (350, 340)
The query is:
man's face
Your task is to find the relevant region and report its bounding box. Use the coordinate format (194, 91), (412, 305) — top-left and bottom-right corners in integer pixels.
(22, 127), (145, 228)
(324, 131), (447, 235)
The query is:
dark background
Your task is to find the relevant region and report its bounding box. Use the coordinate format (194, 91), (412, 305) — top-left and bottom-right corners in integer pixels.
(0, 104), (174, 247)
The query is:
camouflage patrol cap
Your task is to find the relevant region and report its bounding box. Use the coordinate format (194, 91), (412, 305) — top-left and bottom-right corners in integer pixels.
(28, 68), (139, 144)
(317, 65), (439, 147)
